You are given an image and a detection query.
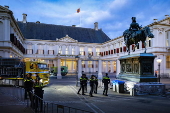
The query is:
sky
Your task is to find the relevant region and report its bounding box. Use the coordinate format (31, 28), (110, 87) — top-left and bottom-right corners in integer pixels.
(1, 0), (170, 39)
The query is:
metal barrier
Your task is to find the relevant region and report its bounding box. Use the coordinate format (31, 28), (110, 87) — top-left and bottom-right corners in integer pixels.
(0, 82), (94, 113)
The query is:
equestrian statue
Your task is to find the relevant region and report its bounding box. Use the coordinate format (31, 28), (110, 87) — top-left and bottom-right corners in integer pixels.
(123, 17), (154, 55)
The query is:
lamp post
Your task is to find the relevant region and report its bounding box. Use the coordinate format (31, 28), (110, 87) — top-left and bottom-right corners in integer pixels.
(156, 58), (162, 83)
(75, 55), (80, 87)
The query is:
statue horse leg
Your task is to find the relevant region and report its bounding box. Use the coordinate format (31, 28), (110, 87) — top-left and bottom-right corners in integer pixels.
(127, 44), (130, 55)
(143, 41), (147, 53)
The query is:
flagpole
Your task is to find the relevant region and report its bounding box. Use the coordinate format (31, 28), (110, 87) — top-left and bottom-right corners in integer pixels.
(80, 11), (81, 27)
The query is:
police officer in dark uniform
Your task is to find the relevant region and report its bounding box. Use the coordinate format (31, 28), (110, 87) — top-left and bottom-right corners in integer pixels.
(34, 73), (44, 112)
(77, 74), (86, 95)
(24, 73), (34, 107)
(94, 75), (98, 94)
(84, 74), (88, 93)
(89, 75), (95, 97)
(102, 73), (110, 96)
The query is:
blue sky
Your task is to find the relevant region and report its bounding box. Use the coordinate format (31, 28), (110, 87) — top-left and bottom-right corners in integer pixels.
(1, 0), (170, 39)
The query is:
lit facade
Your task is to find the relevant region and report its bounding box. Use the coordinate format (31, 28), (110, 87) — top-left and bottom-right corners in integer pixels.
(0, 6), (170, 78)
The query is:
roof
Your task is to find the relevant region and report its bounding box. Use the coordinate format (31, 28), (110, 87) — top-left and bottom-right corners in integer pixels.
(17, 21), (111, 43)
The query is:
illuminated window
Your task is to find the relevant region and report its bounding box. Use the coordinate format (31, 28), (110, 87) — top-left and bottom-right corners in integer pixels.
(166, 56), (170, 68)
(96, 48), (100, 56)
(80, 47), (84, 55)
(88, 48), (92, 55)
(27, 45), (33, 54)
(72, 47), (75, 55)
(59, 46), (62, 54)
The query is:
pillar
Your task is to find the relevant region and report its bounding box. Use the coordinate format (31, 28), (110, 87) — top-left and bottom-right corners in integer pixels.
(98, 59), (103, 79)
(57, 57), (62, 79)
(78, 58), (82, 79)
(116, 59), (120, 77)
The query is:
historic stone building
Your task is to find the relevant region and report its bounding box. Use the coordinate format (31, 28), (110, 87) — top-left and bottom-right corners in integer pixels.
(0, 5), (170, 78)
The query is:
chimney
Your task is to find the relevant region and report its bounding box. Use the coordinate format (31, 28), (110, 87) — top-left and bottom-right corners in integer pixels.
(4, 5), (9, 9)
(165, 15), (169, 18)
(153, 19), (158, 22)
(94, 22), (98, 30)
(72, 25), (76, 27)
(22, 13), (27, 23)
(36, 21), (40, 23)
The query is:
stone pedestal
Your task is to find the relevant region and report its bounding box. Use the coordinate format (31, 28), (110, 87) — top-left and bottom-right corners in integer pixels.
(118, 53), (157, 82)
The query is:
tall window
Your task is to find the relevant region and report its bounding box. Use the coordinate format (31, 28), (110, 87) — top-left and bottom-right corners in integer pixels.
(80, 47), (84, 55)
(66, 46), (68, 55)
(166, 31), (170, 47)
(59, 46), (62, 54)
(166, 56), (170, 68)
(48, 46), (54, 55)
(72, 47), (75, 55)
(88, 61), (92, 68)
(27, 45), (33, 54)
(88, 48), (92, 55)
(96, 48), (100, 56)
(38, 45), (43, 54)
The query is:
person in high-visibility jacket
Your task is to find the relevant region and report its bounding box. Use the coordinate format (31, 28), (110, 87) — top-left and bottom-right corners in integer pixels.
(94, 75), (98, 94)
(77, 74), (86, 95)
(102, 73), (110, 96)
(89, 75), (95, 97)
(24, 73), (34, 99)
(34, 73), (44, 112)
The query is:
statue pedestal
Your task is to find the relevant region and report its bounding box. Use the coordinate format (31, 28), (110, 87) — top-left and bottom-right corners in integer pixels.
(118, 53), (157, 82)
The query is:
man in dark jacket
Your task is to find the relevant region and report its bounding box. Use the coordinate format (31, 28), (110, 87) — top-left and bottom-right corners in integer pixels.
(102, 73), (110, 96)
(94, 75), (98, 94)
(89, 75), (95, 97)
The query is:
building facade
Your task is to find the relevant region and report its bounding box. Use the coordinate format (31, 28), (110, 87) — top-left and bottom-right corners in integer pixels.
(0, 5), (170, 78)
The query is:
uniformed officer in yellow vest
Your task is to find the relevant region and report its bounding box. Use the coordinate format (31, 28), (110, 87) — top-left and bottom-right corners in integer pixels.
(89, 75), (95, 97)
(102, 73), (110, 96)
(34, 73), (44, 112)
(77, 74), (86, 95)
(24, 73), (34, 99)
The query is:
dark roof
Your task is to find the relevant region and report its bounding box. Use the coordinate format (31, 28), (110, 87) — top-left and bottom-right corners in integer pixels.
(17, 21), (111, 43)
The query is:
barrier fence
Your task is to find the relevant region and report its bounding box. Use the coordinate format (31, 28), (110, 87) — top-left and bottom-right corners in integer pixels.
(0, 79), (94, 113)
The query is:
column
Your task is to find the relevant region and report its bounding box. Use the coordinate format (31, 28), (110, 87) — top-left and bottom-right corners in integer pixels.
(110, 61), (114, 73)
(4, 17), (10, 41)
(105, 61), (108, 73)
(116, 59), (120, 77)
(93, 61), (96, 73)
(85, 61), (88, 72)
(98, 59), (103, 79)
(78, 58), (82, 79)
(57, 57), (62, 79)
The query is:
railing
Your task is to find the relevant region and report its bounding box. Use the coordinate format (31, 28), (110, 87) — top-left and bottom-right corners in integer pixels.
(0, 79), (94, 113)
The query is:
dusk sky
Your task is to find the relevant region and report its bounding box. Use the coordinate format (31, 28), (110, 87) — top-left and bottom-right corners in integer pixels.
(1, 0), (170, 39)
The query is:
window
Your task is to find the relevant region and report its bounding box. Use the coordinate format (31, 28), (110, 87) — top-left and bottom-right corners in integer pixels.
(88, 48), (92, 55)
(80, 47), (84, 55)
(96, 48), (100, 56)
(59, 46), (62, 54)
(49, 50), (54, 55)
(166, 56), (170, 68)
(66, 46), (69, 55)
(27, 45), (33, 54)
(38, 45), (44, 54)
(166, 31), (170, 47)
(72, 47), (75, 55)
(48, 60), (54, 68)
(88, 61), (92, 68)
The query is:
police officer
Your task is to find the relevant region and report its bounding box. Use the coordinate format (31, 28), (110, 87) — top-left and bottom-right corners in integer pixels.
(24, 73), (34, 99)
(94, 75), (98, 94)
(84, 74), (88, 93)
(89, 75), (95, 97)
(77, 74), (86, 95)
(34, 73), (44, 112)
(102, 73), (110, 96)
(24, 73), (34, 107)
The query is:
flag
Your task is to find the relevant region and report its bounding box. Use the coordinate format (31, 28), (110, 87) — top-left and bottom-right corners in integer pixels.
(77, 8), (80, 13)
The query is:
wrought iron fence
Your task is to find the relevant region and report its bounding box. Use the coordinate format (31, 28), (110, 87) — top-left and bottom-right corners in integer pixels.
(0, 79), (94, 113)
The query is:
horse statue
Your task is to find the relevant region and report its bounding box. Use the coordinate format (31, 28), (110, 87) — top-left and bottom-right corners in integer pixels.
(123, 17), (154, 55)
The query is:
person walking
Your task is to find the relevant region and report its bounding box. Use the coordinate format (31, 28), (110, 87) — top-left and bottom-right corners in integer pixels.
(102, 73), (110, 96)
(34, 74), (44, 112)
(24, 73), (34, 107)
(94, 75), (98, 94)
(77, 74), (86, 95)
(89, 75), (95, 97)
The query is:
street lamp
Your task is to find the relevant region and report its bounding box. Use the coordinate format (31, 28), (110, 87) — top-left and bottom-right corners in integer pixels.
(156, 57), (162, 83)
(75, 55), (80, 87)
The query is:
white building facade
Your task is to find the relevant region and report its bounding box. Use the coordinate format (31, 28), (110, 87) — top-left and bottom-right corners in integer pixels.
(0, 6), (170, 78)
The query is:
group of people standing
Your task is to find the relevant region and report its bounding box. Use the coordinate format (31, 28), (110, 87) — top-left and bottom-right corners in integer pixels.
(24, 73), (44, 112)
(77, 73), (110, 97)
